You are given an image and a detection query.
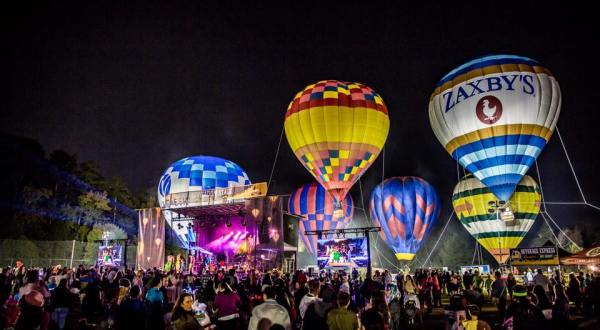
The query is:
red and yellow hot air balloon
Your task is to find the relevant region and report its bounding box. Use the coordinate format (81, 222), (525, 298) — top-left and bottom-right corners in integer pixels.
(284, 80), (390, 206)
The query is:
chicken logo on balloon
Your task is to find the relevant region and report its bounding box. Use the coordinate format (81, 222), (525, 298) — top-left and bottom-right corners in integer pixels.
(476, 96), (503, 125)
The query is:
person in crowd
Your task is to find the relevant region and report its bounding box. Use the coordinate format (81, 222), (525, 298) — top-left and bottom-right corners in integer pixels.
(248, 285), (291, 330)
(463, 283), (484, 310)
(360, 308), (384, 330)
(339, 275), (350, 295)
(145, 275), (166, 330)
(273, 279), (293, 321)
(533, 284), (552, 320)
(504, 284), (547, 329)
(460, 304), (491, 330)
(15, 290), (49, 330)
(303, 286), (335, 330)
(171, 292), (201, 330)
(491, 270), (507, 322)
(417, 271), (432, 313)
(587, 272), (600, 316)
(327, 291), (358, 330)
(395, 272), (404, 299)
(506, 273), (516, 300)
(533, 269), (550, 293)
(463, 270), (473, 290)
(472, 270), (483, 293)
(552, 284), (572, 329)
(432, 271), (442, 307)
(115, 285), (146, 330)
(213, 281), (241, 329)
(299, 279), (321, 320)
(483, 274), (492, 299)
(81, 281), (103, 325)
(19, 270), (50, 299)
(567, 273), (582, 310)
(50, 278), (71, 330)
(553, 269), (563, 286)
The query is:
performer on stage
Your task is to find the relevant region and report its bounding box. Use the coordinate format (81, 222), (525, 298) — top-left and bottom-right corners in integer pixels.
(165, 255), (174, 272)
(188, 255), (196, 274)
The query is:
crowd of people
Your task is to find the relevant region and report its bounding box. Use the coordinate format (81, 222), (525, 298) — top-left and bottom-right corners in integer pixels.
(0, 262), (599, 330)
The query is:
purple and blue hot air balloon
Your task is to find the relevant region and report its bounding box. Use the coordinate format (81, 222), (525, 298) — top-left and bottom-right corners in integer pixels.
(370, 176), (440, 261)
(288, 182), (354, 255)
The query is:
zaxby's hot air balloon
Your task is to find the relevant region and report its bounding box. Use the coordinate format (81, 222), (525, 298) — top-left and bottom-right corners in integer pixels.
(452, 174), (541, 263)
(370, 177), (440, 261)
(284, 80), (390, 208)
(157, 156), (251, 244)
(429, 55), (561, 201)
(288, 182), (354, 255)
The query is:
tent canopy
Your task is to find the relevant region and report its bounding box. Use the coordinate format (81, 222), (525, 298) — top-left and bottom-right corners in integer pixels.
(560, 242), (600, 266)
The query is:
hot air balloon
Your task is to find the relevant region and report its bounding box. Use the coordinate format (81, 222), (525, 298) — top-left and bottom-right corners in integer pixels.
(288, 182), (354, 255)
(370, 177), (440, 261)
(284, 80), (390, 208)
(429, 55), (561, 201)
(157, 156), (251, 244)
(452, 174), (541, 263)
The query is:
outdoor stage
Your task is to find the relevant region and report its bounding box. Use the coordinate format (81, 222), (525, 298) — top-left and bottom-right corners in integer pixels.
(158, 191), (297, 273)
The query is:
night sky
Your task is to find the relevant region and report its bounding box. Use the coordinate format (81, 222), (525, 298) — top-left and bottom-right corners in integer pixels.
(4, 2), (600, 254)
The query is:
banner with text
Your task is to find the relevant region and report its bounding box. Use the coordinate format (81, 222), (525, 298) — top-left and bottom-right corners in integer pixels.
(510, 246), (559, 266)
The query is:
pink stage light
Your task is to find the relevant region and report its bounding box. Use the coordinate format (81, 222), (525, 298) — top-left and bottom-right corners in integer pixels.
(223, 232), (234, 241)
(233, 231), (241, 240)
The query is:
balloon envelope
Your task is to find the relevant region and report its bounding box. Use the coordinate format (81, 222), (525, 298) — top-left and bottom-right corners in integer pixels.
(288, 182), (354, 255)
(284, 80), (390, 204)
(157, 156), (251, 244)
(370, 177), (440, 261)
(429, 55), (561, 201)
(452, 174), (541, 263)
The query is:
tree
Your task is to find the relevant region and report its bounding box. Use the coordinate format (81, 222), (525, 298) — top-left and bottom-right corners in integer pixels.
(106, 177), (135, 207)
(21, 186), (53, 206)
(77, 161), (107, 191)
(86, 223), (127, 242)
(78, 191), (112, 226)
(49, 150), (78, 173)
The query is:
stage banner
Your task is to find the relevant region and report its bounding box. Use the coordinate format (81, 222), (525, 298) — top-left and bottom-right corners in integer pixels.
(246, 196), (284, 251)
(137, 208), (165, 270)
(283, 213), (299, 247)
(510, 246), (559, 266)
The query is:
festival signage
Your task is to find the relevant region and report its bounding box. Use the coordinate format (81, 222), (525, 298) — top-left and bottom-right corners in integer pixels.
(510, 246), (559, 266)
(164, 182), (268, 207)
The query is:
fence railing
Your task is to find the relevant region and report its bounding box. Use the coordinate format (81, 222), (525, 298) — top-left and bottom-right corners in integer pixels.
(0, 239), (138, 269)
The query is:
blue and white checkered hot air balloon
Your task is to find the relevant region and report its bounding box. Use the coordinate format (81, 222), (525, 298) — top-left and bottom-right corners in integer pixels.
(157, 156), (251, 245)
(429, 55), (561, 201)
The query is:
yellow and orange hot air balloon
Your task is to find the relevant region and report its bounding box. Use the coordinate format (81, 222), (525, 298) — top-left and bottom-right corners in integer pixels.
(284, 80), (390, 205)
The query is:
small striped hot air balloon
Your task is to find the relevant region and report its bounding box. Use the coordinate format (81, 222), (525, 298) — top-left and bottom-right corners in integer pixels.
(288, 182), (354, 255)
(284, 80), (389, 208)
(452, 174), (541, 263)
(370, 177), (440, 261)
(429, 55), (561, 201)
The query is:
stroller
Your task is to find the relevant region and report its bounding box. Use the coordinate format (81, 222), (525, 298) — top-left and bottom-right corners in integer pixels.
(403, 293), (422, 325)
(388, 291), (422, 329)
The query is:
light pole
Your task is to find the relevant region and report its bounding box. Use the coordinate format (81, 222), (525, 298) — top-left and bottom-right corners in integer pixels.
(487, 200), (515, 264)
